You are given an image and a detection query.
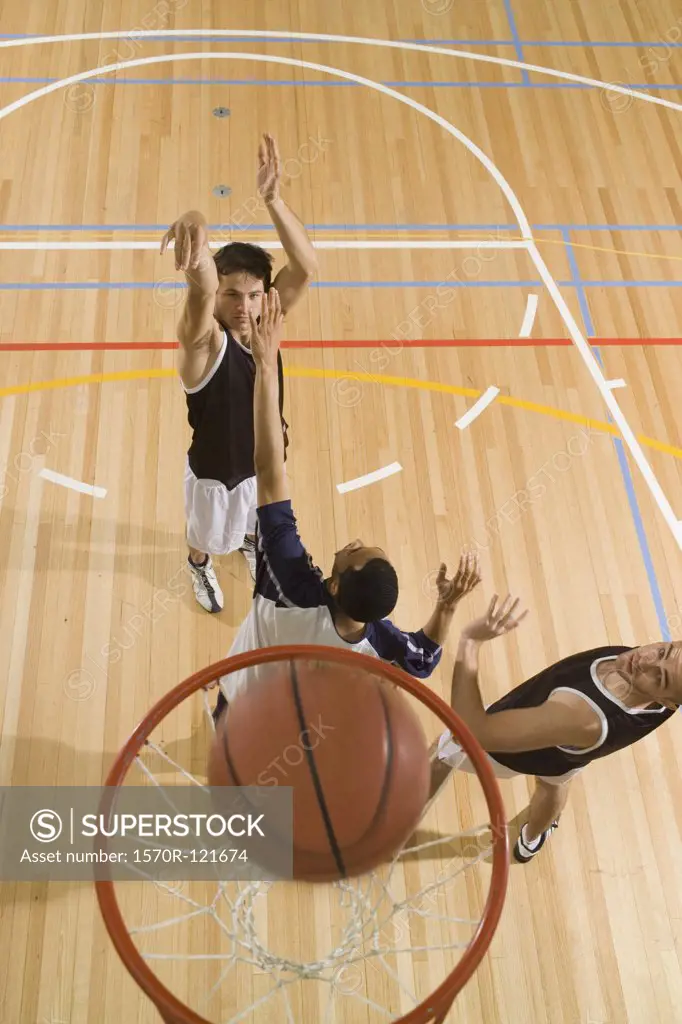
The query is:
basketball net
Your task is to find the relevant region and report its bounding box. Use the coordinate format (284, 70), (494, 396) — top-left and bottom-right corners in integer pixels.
(96, 647), (509, 1023)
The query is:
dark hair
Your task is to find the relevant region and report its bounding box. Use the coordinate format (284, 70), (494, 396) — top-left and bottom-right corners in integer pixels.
(335, 558), (399, 623)
(213, 242), (274, 290)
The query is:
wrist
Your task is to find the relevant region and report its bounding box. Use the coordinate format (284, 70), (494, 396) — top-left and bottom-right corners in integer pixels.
(459, 632), (483, 646)
(435, 601), (457, 617)
(255, 356), (279, 374)
(180, 209), (207, 225)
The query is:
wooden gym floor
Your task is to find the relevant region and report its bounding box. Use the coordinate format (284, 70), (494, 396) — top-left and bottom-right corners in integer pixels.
(1, 1), (682, 1021)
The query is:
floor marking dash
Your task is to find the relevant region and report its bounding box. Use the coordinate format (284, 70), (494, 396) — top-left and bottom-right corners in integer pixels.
(337, 462), (402, 494)
(455, 386), (500, 430)
(39, 468), (107, 498)
(519, 294), (539, 337)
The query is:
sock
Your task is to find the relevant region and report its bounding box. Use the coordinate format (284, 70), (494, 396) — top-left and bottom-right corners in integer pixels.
(189, 554), (209, 568)
(521, 824), (542, 849)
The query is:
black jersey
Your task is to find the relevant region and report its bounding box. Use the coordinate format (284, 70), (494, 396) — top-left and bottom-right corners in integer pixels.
(184, 328), (288, 491)
(487, 646), (676, 778)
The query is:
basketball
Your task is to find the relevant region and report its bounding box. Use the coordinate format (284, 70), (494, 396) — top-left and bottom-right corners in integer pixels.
(207, 657), (431, 882)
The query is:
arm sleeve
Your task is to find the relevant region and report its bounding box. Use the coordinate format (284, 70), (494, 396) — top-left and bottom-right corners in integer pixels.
(254, 500), (327, 608)
(367, 619), (443, 679)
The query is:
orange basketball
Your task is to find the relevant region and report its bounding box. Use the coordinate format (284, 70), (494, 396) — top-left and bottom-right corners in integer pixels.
(207, 657), (431, 882)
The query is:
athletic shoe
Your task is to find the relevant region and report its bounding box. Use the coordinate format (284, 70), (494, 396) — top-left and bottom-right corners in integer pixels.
(239, 536), (257, 582)
(188, 555), (223, 613)
(513, 820), (559, 863)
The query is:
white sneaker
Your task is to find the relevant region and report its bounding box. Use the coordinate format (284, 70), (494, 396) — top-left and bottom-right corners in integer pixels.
(239, 537), (257, 583)
(513, 820), (559, 864)
(188, 555), (223, 613)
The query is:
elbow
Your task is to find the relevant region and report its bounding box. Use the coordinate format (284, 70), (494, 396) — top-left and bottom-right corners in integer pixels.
(300, 259), (318, 282)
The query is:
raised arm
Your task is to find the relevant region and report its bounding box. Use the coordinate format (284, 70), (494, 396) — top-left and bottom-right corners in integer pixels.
(421, 553), (483, 646)
(248, 289), (290, 507)
(160, 210), (220, 386)
(257, 135), (318, 314)
(449, 596), (598, 753)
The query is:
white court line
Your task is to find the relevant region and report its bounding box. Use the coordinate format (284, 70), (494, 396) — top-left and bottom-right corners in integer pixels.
(519, 294), (538, 338)
(39, 468), (107, 498)
(0, 240), (528, 251)
(526, 242), (682, 546)
(0, 40), (678, 547)
(0, 29), (681, 115)
(337, 463), (402, 494)
(455, 387), (500, 430)
(606, 379), (627, 390)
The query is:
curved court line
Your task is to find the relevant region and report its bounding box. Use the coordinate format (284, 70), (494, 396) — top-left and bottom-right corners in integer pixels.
(1, 29), (681, 115)
(2, 367), (680, 463)
(0, 46), (678, 546)
(0, 50), (534, 239)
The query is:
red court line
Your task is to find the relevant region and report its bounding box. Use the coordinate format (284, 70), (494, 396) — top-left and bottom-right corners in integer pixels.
(0, 337), (679, 352)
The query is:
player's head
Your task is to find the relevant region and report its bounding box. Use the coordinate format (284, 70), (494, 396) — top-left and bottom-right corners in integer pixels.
(613, 641), (682, 710)
(213, 243), (274, 337)
(327, 540), (399, 624)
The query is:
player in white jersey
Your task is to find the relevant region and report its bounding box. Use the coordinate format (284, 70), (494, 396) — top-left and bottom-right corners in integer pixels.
(213, 287), (483, 719)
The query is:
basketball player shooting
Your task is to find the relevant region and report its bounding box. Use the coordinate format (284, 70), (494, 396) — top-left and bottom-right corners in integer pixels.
(160, 134), (318, 612)
(212, 287), (483, 721)
(436, 594), (682, 864)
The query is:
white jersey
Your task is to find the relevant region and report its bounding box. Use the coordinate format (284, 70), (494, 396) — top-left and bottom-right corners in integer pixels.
(219, 500), (442, 702)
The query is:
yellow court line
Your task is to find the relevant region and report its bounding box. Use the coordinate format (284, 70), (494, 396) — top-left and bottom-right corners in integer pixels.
(1, 364), (680, 462)
(454, 231), (682, 266)
(0, 368), (172, 397)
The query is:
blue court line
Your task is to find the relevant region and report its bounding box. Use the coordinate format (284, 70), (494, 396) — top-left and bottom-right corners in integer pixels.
(561, 228), (671, 641)
(0, 280), (678, 291)
(1, 33), (682, 48)
(3, 74), (680, 90)
(502, 0), (529, 84)
(3, 221), (682, 232)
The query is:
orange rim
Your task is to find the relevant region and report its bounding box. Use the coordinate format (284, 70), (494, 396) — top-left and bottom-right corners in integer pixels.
(95, 644), (510, 1023)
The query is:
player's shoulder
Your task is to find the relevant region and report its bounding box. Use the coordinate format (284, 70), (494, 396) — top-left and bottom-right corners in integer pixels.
(551, 645), (632, 672)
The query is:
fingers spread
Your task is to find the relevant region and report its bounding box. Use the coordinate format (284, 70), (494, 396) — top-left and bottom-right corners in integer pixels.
(160, 228), (172, 255)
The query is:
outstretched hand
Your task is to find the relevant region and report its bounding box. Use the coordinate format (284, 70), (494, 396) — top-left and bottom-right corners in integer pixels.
(256, 133), (282, 205)
(248, 288), (284, 365)
(462, 594), (528, 642)
(160, 213), (210, 273)
(435, 551), (482, 610)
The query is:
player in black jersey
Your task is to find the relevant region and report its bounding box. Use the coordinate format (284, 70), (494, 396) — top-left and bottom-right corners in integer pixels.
(160, 134), (318, 612)
(435, 594), (681, 863)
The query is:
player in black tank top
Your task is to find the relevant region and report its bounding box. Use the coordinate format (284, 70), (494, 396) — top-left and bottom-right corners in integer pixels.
(437, 589), (682, 863)
(185, 333), (289, 491)
(162, 135), (318, 611)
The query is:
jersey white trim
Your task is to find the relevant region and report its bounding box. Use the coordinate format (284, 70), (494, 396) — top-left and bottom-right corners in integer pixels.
(406, 635), (441, 661)
(548, 686), (609, 754)
(590, 656), (669, 715)
(182, 329), (228, 395)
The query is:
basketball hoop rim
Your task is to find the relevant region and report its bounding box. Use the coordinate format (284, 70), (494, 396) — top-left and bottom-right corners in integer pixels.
(95, 644), (510, 1024)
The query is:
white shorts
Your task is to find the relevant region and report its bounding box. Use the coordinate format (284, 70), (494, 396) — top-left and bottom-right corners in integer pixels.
(437, 731), (582, 787)
(184, 458), (257, 556)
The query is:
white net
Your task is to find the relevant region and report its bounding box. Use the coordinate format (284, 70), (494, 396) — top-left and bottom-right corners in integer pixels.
(102, 669), (506, 1024)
